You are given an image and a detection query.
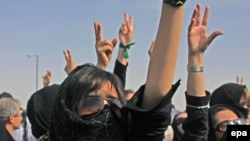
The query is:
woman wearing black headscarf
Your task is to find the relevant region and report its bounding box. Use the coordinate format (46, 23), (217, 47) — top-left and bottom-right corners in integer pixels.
(208, 104), (246, 141)
(210, 83), (250, 119)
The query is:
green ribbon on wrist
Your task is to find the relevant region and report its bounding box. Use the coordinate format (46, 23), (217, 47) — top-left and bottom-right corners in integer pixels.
(163, 0), (186, 7)
(119, 42), (135, 58)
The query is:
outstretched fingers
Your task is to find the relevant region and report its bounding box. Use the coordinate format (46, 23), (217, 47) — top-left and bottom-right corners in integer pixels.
(202, 6), (210, 27)
(188, 7), (197, 32)
(94, 22), (102, 42)
(196, 4), (201, 26)
(46, 70), (51, 78)
(127, 15), (134, 32)
(63, 50), (69, 63)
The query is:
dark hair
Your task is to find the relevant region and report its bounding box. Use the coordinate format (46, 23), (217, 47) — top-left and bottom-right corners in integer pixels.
(172, 111), (187, 141)
(208, 104), (244, 141)
(58, 63), (126, 116)
(210, 83), (249, 118)
(0, 92), (13, 99)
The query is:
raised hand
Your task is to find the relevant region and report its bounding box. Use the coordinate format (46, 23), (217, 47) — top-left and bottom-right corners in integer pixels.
(236, 76), (244, 85)
(188, 4), (223, 57)
(94, 22), (118, 70)
(187, 4), (223, 96)
(63, 49), (77, 74)
(119, 12), (134, 45)
(42, 70), (52, 87)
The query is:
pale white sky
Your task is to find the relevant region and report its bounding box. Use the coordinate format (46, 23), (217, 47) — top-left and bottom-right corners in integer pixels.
(1, 0), (250, 110)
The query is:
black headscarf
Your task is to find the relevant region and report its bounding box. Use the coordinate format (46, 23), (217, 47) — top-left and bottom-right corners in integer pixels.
(172, 112), (186, 141)
(0, 92), (13, 99)
(208, 104), (244, 141)
(26, 84), (59, 138)
(210, 83), (249, 119)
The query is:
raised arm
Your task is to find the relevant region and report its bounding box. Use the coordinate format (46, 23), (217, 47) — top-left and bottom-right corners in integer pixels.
(186, 4), (223, 96)
(182, 4), (223, 141)
(42, 70), (52, 87)
(94, 22), (118, 70)
(117, 12), (134, 65)
(143, 1), (185, 110)
(63, 50), (77, 75)
(113, 12), (134, 87)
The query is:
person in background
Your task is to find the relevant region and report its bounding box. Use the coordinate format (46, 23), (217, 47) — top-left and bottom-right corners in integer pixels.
(210, 83), (250, 120)
(172, 111), (187, 141)
(208, 104), (246, 141)
(26, 71), (60, 139)
(0, 97), (23, 141)
(0, 92), (36, 141)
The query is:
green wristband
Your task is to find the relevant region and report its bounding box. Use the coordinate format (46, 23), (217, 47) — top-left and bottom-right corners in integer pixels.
(119, 42), (135, 59)
(163, 0), (186, 7)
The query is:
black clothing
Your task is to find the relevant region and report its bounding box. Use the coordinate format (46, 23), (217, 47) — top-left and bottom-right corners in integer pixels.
(124, 80), (180, 141)
(181, 91), (210, 141)
(113, 60), (128, 88)
(210, 83), (249, 119)
(172, 112), (186, 141)
(49, 80), (181, 141)
(208, 104), (244, 141)
(0, 121), (15, 141)
(26, 84), (59, 139)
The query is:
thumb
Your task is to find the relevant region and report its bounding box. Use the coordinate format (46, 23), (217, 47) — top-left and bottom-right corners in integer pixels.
(207, 30), (224, 45)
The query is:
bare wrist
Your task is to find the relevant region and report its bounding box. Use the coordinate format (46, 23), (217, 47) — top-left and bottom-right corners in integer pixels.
(188, 54), (204, 66)
(96, 62), (107, 70)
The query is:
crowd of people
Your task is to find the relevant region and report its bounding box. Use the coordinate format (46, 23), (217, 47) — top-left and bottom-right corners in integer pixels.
(1, 0), (250, 141)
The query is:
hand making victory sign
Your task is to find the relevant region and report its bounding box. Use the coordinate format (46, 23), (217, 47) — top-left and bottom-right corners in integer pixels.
(94, 22), (118, 70)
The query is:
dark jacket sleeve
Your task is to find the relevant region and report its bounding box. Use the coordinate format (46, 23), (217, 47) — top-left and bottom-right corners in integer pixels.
(181, 91), (210, 141)
(124, 80), (181, 141)
(113, 59), (128, 88)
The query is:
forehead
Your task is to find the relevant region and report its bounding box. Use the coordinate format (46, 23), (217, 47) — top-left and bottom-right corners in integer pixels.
(214, 109), (238, 126)
(89, 81), (118, 98)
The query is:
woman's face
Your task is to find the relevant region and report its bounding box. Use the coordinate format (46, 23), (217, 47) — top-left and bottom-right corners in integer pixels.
(240, 94), (248, 109)
(176, 112), (187, 135)
(78, 81), (122, 118)
(213, 109), (239, 141)
(88, 81), (119, 98)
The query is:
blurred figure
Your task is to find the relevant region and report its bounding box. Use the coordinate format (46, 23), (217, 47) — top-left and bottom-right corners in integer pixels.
(210, 83), (250, 120)
(26, 71), (60, 139)
(0, 98), (23, 141)
(0, 92), (36, 141)
(236, 76), (244, 85)
(171, 111), (187, 141)
(163, 125), (174, 141)
(124, 89), (134, 101)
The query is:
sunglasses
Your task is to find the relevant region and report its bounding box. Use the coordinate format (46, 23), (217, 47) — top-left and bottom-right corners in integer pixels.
(79, 96), (122, 119)
(214, 118), (246, 132)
